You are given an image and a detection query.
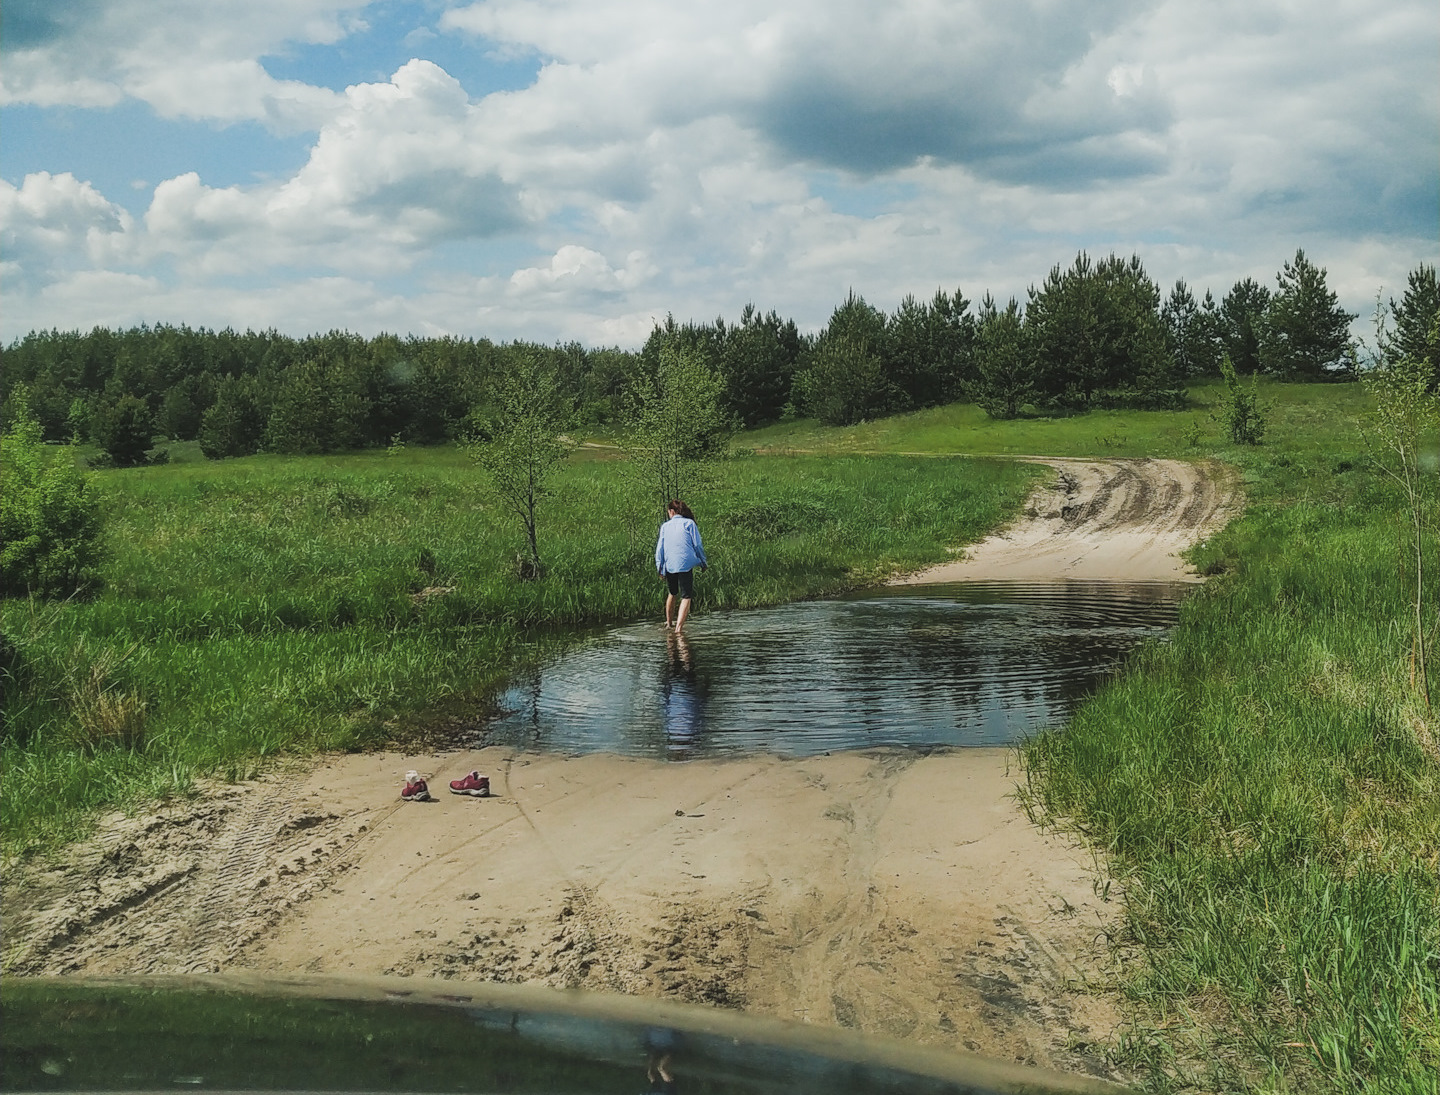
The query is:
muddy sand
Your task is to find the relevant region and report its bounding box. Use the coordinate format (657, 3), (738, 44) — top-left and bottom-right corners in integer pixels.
(2, 457), (1238, 1080)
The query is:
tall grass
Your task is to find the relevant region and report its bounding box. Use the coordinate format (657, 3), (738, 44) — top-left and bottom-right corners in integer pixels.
(1, 448), (1038, 858)
(1024, 449), (1439, 1093)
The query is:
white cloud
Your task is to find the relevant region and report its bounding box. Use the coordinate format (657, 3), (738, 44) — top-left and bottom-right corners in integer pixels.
(1, 0), (361, 131)
(137, 61), (527, 275)
(509, 245), (653, 297)
(0, 172), (135, 279)
(1, 0), (1435, 343)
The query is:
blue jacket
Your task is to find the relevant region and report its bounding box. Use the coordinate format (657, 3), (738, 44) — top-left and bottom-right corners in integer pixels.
(655, 515), (707, 574)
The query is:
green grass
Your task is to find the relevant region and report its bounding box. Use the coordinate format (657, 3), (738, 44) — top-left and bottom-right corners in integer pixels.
(1, 447), (1039, 859)
(746, 378), (1374, 460)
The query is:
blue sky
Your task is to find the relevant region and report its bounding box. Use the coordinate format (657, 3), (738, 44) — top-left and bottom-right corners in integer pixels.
(2, 0), (1435, 346)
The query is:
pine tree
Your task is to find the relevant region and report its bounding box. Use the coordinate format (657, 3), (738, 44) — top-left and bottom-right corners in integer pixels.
(1261, 249), (1356, 380)
(1387, 264), (1440, 391)
(970, 295), (1033, 419)
(1219, 278), (1271, 375)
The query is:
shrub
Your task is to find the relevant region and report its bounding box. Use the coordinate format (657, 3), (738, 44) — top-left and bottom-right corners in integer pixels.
(92, 394), (155, 467)
(0, 398), (104, 597)
(1218, 355), (1268, 445)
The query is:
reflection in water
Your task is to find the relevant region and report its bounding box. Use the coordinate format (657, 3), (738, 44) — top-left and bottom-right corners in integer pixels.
(662, 631), (705, 758)
(487, 581), (1189, 758)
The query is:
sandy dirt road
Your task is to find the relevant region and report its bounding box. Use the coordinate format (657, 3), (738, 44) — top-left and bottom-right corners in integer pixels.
(896, 457), (1238, 585)
(2, 457), (1239, 1080)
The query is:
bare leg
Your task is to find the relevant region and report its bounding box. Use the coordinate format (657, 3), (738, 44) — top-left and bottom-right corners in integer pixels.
(664, 592), (676, 628)
(674, 597), (692, 633)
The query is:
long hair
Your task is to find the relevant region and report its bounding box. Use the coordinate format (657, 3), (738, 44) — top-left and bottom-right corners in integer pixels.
(667, 499), (694, 521)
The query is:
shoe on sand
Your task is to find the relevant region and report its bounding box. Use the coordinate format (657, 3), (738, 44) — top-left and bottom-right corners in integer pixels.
(449, 771), (491, 797)
(401, 771), (431, 801)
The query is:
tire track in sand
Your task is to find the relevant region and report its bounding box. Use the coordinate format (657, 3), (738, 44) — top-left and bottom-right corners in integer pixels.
(893, 457), (1240, 585)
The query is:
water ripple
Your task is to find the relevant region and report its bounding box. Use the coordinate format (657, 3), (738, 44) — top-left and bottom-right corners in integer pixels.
(486, 580), (1189, 758)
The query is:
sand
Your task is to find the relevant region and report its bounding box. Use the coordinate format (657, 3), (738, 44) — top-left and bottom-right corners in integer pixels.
(2, 457), (1239, 1081)
(895, 457), (1238, 585)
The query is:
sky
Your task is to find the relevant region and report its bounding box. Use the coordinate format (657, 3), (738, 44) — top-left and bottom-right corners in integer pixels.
(2, 0), (1436, 347)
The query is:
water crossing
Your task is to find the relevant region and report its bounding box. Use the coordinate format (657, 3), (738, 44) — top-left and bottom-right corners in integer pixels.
(485, 580), (1189, 758)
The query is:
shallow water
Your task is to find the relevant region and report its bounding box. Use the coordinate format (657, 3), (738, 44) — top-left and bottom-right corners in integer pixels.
(485, 581), (1189, 759)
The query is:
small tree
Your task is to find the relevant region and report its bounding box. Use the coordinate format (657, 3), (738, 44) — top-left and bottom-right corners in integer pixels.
(1, 393), (103, 597)
(92, 393), (155, 467)
(1365, 310), (1440, 707)
(470, 354), (571, 580)
(1218, 355), (1267, 444)
(970, 295), (1033, 419)
(1261, 249), (1356, 380)
(622, 339), (731, 510)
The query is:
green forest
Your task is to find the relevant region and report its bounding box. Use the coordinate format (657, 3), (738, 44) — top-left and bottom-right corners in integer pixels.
(6, 250), (1434, 473)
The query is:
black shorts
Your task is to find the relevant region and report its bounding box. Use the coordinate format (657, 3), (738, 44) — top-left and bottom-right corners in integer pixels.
(664, 569), (695, 599)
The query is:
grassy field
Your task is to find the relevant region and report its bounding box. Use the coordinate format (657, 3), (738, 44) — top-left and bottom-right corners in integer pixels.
(759, 380), (1440, 1094)
(747, 377), (1372, 459)
(0, 446), (1039, 858)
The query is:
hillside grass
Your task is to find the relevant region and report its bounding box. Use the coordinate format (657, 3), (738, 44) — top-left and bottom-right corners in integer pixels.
(746, 377), (1371, 459)
(0, 448), (1039, 859)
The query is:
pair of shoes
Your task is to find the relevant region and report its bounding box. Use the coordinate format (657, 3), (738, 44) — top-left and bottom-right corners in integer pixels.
(400, 771), (432, 801)
(401, 770), (491, 801)
(449, 771), (491, 797)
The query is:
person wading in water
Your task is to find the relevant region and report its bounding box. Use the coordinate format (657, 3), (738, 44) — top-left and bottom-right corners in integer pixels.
(655, 499), (707, 634)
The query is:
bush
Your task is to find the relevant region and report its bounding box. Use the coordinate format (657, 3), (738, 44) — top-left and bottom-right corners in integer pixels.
(0, 399), (104, 597)
(92, 394), (155, 467)
(1218, 355), (1268, 444)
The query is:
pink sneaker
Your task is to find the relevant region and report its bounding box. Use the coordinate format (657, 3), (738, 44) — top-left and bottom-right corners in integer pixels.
(400, 771), (431, 801)
(449, 771), (491, 797)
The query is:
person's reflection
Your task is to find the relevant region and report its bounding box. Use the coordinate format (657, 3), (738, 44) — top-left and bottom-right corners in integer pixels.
(644, 1027), (681, 1093)
(645, 1050), (677, 1094)
(661, 630), (704, 758)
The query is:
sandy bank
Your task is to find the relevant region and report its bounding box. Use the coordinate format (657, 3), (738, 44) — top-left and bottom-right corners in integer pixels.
(5, 747), (1122, 1076)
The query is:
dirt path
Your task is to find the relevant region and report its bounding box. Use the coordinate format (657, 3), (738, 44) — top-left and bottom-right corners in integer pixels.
(2, 457), (1240, 1081)
(897, 457), (1239, 585)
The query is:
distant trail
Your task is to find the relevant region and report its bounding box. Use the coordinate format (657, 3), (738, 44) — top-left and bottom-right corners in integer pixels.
(894, 457), (1240, 585)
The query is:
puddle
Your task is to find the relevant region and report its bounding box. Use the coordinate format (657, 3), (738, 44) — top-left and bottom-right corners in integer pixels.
(485, 581), (1189, 758)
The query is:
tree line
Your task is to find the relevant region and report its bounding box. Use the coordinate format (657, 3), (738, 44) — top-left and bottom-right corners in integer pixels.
(2, 250), (1436, 468)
